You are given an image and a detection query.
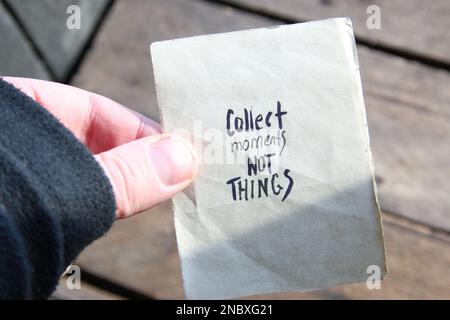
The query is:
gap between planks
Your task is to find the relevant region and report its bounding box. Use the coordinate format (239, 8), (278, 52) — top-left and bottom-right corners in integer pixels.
(203, 0), (450, 72)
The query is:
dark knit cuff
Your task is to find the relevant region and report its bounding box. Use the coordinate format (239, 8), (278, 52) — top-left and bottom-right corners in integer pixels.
(0, 78), (116, 298)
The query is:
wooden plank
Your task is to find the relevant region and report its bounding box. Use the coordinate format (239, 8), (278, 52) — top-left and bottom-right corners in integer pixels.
(73, 0), (274, 121)
(73, 0), (450, 299)
(4, 0), (110, 80)
(77, 202), (185, 299)
(0, 3), (49, 79)
(74, 0), (450, 229)
(220, 0), (450, 66)
(360, 46), (450, 230)
(50, 278), (124, 300)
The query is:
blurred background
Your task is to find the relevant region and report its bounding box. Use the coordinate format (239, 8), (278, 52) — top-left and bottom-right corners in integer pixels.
(0, 0), (449, 299)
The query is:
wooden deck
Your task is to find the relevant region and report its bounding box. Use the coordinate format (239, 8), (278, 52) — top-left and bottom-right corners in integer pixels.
(1, 0), (449, 299)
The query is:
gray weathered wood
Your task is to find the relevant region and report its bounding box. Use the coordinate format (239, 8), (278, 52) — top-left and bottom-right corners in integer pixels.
(77, 202), (185, 299)
(0, 3), (49, 79)
(360, 46), (450, 230)
(73, 0), (274, 121)
(4, 0), (110, 80)
(221, 0), (450, 65)
(50, 278), (124, 300)
(74, 0), (450, 299)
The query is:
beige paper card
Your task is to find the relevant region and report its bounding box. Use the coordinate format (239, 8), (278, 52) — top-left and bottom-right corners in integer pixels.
(151, 18), (386, 299)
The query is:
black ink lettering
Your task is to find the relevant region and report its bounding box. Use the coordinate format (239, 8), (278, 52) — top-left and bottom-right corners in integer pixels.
(235, 117), (244, 133)
(265, 111), (272, 127)
(244, 108), (250, 131)
(238, 178), (248, 201)
(275, 101), (287, 129)
(265, 153), (276, 174)
(226, 109), (234, 137)
(251, 136), (262, 149)
(247, 157), (258, 176)
(226, 177), (240, 200)
(258, 178), (268, 198)
(242, 140), (249, 151)
(280, 130), (287, 155)
(257, 156), (266, 172)
(255, 114), (263, 130)
(282, 169), (294, 201)
(271, 173), (283, 195)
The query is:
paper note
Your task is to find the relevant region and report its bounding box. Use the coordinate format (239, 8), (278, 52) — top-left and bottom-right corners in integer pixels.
(151, 18), (387, 299)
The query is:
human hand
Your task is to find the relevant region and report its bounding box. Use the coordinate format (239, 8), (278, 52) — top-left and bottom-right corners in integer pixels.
(5, 77), (196, 219)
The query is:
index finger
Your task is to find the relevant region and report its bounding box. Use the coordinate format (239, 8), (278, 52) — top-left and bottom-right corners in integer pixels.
(3, 77), (161, 154)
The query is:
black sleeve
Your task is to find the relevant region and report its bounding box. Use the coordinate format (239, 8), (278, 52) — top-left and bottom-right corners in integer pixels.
(0, 78), (116, 299)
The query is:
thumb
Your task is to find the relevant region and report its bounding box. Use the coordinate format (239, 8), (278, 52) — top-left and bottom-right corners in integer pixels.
(95, 135), (196, 219)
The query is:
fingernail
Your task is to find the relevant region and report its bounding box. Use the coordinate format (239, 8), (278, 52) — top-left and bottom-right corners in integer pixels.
(149, 137), (195, 186)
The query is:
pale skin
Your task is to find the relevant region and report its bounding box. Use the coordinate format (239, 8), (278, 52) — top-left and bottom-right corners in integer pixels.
(4, 77), (197, 219)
